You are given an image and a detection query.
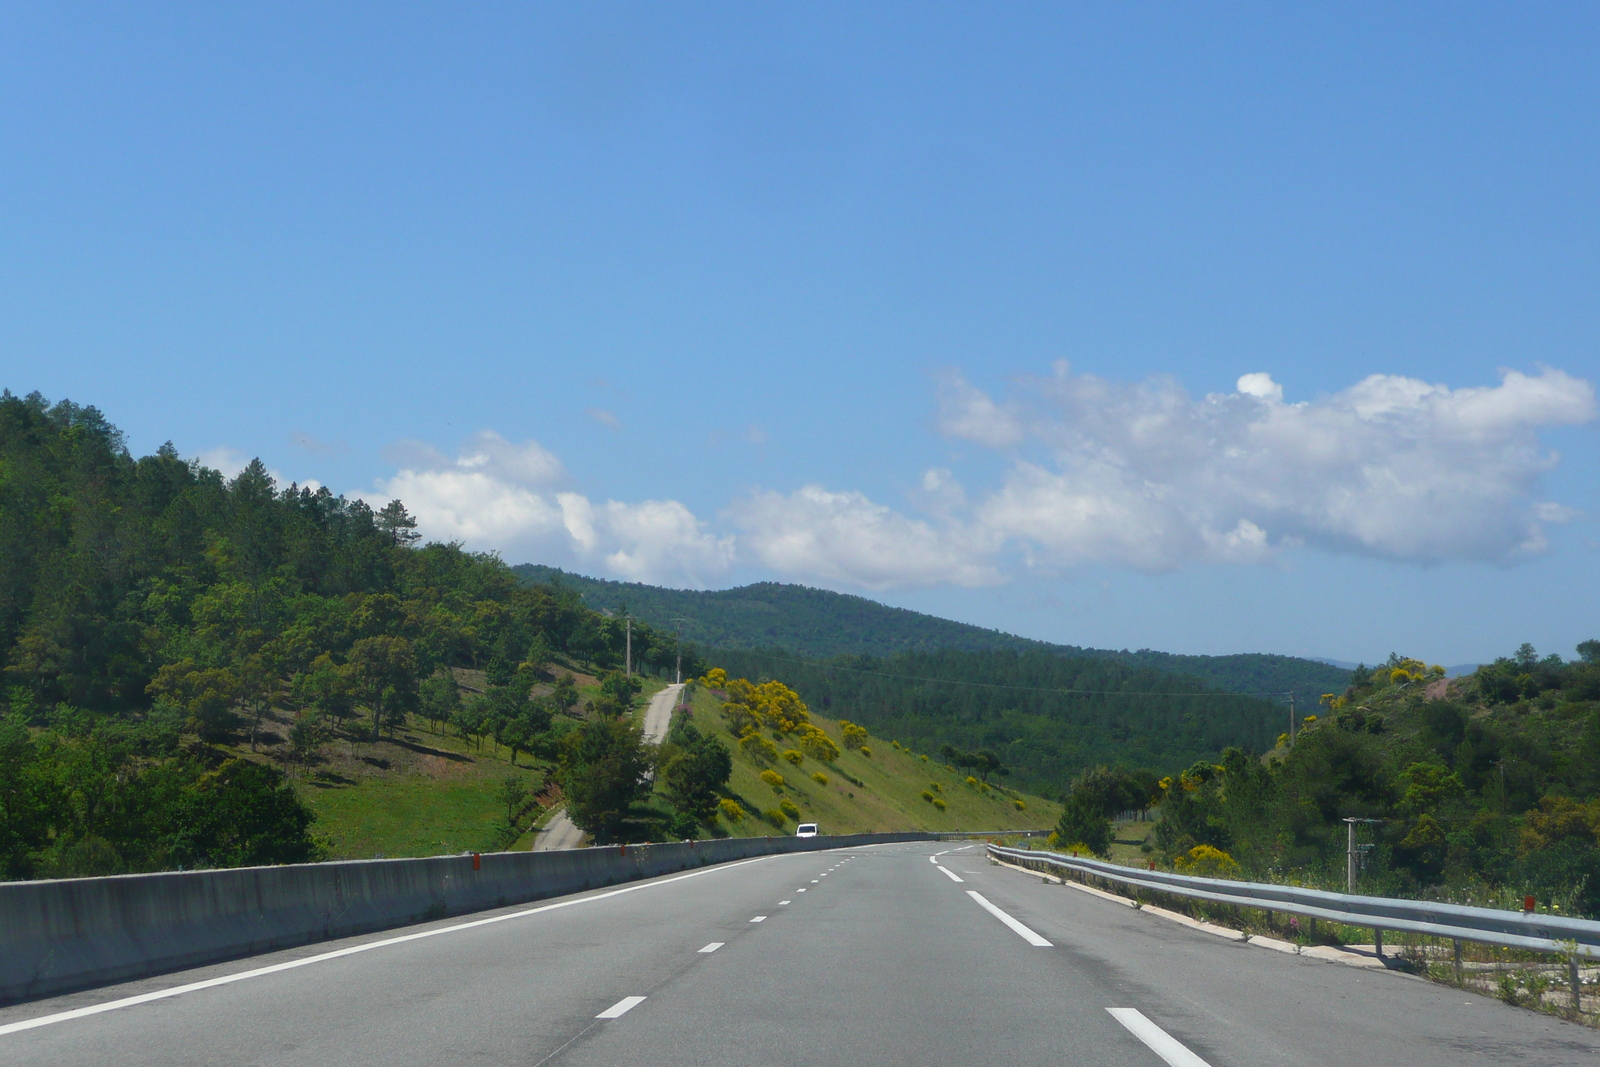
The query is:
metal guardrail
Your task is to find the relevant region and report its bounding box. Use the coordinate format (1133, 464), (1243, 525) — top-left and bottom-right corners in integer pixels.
(989, 844), (1600, 958)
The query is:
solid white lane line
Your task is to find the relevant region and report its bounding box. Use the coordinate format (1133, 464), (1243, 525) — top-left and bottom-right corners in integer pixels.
(750, 915), (767, 923)
(596, 996), (646, 1019)
(936, 865), (964, 883)
(965, 891), (1052, 947)
(929, 855), (940, 864)
(698, 942), (724, 953)
(0, 852), (788, 1039)
(1106, 1008), (1211, 1067)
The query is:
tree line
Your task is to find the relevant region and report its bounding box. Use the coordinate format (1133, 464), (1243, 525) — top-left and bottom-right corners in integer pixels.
(0, 391), (705, 877)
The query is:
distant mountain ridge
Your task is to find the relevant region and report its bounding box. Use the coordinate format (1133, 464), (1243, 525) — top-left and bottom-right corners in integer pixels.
(511, 565), (1351, 714)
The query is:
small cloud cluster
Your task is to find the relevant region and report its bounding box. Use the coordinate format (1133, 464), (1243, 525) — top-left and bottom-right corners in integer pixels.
(372, 431), (732, 586)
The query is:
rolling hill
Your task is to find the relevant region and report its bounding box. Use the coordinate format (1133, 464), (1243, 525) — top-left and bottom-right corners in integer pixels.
(511, 564), (1351, 714)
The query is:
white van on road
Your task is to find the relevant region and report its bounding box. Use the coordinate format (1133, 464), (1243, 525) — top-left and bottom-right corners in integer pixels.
(795, 823), (818, 838)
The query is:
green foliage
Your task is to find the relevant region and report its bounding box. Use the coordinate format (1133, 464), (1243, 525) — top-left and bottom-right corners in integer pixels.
(657, 719), (732, 822)
(781, 749), (803, 765)
(718, 797), (745, 822)
(810, 771), (828, 785)
(0, 393), (723, 872)
(713, 649), (1284, 793)
(739, 733), (779, 766)
(0, 708), (320, 879)
(557, 718), (651, 844)
(778, 799), (800, 820)
(513, 565), (1349, 712)
(760, 768), (785, 790)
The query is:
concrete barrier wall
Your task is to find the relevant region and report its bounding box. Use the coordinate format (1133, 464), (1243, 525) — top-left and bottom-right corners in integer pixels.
(0, 832), (933, 1004)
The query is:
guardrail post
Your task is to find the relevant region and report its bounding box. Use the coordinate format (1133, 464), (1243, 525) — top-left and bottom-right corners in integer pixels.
(1453, 939), (1463, 984)
(1374, 928), (1383, 957)
(1572, 956), (1582, 1013)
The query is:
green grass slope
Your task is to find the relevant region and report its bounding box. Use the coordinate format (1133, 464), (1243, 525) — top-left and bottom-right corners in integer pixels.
(511, 564), (1350, 713)
(668, 683), (1060, 838)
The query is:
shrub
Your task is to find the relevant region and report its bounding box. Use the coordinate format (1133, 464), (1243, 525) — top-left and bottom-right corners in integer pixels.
(798, 727), (840, 762)
(779, 799), (800, 819)
(929, 782), (942, 793)
(740, 733), (779, 766)
(1013, 799), (1026, 811)
(760, 768), (785, 790)
(920, 754), (928, 762)
(781, 749), (803, 765)
(965, 776), (979, 788)
(811, 772), (828, 785)
(839, 721), (869, 750)
(859, 746), (871, 758)
(763, 808), (787, 828)
(719, 798), (745, 823)
(920, 790), (934, 802)
(892, 741), (901, 749)
(1173, 844), (1239, 878)
(931, 798), (947, 811)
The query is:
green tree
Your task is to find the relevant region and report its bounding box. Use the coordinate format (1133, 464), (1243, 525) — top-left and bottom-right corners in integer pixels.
(418, 668), (460, 734)
(348, 635), (418, 741)
(559, 718), (651, 843)
(658, 720), (732, 822)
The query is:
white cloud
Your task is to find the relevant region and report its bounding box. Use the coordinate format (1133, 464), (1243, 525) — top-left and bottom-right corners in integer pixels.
(942, 362), (1595, 570)
(731, 485), (1001, 589)
(364, 362), (1594, 593)
(370, 432), (731, 586)
(602, 499), (736, 582)
(586, 408), (622, 432)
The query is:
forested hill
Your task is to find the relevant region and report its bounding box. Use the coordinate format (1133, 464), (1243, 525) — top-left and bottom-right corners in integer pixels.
(705, 647), (1283, 795)
(511, 565), (1349, 713)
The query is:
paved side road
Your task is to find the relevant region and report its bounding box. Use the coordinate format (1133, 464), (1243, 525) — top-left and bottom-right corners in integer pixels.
(534, 683), (684, 853)
(6, 842), (1598, 1066)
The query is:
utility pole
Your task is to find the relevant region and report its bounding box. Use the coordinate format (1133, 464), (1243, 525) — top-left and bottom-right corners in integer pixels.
(671, 616), (689, 686)
(1346, 817), (1356, 893)
(625, 616), (632, 679)
(1344, 817), (1381, 892)
(1289, 692), (1296, 744)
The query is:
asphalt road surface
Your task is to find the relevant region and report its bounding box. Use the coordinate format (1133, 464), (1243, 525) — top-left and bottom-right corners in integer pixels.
(5, 842), (1599, 1066)
(534, 683), (683, 853)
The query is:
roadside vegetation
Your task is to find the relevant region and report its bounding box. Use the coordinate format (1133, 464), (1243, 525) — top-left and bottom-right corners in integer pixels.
(671, 669), (1059, 838)
(1051, 645), (1600, 919)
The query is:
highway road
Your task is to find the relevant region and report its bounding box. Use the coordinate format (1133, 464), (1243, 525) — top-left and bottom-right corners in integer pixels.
(535, 683), (684, 853)
(5, 841), (1598, 1066)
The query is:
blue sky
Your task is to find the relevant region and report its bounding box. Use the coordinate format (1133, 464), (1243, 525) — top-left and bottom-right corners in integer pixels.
(3, 3), (1597, 665)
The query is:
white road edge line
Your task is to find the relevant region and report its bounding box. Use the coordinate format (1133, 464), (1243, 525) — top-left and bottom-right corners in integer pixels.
(0, 846), (853, 1039)
(965, 891), (1052, 946)
(1106, 1008), (1211, 1066)
(596, 996), (647, 1019)
(936, 865), (964, 883)
(698, 943), (724, 953)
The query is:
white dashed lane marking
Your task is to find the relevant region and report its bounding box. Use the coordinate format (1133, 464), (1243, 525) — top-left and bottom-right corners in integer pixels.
(698, 943), (724, 954)
(596, 996), (646, 1019)
(1107, 1008), (1212, 1066)
(750, 916), (767, 923)
(966, 891), (1052, 947)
